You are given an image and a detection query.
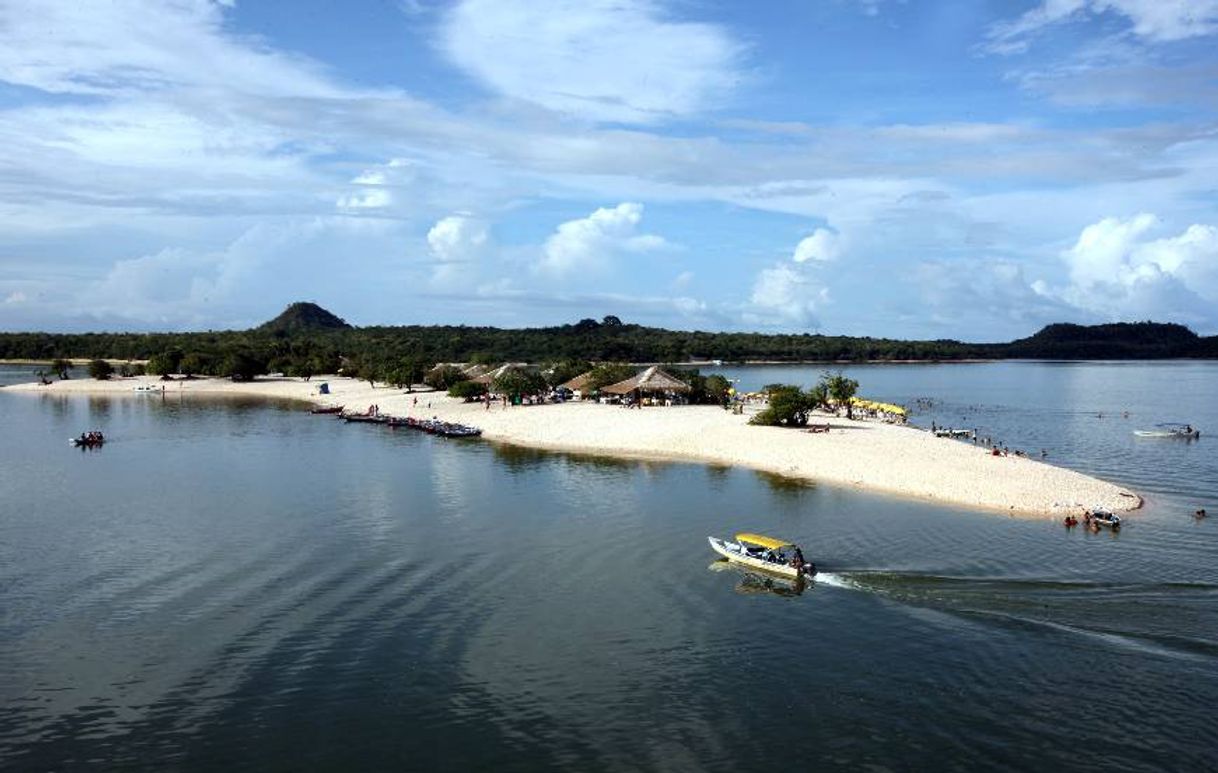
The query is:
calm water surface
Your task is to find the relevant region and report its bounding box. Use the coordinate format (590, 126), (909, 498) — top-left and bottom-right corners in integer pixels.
(1, 363), (1216, 771)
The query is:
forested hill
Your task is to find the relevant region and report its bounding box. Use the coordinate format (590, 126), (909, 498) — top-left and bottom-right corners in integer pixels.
(0, 308), (1214, 379)
(257, 302), (350, 334)
(999, 322), (1212, 359)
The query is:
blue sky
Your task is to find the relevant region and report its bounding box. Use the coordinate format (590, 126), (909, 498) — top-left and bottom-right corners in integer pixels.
(2, 0), (1217, 339)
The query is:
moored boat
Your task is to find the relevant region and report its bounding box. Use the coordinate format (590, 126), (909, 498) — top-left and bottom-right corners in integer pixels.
(708, 533), (816, 579)
(343, 413), (388, 424)
(1084, 508), (1121, 530)
(310, 405), (344, 414)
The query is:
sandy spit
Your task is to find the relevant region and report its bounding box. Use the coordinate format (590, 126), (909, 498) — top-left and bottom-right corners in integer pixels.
(6, 375), (1142, 518)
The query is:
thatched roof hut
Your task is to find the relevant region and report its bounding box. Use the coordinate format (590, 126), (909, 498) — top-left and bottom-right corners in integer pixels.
(601, 366), (690, 396)
(473, 363), (532, 385)
(558, 371), (593, 392)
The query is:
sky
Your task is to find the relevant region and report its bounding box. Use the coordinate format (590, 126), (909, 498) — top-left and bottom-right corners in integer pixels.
(1, 0), (1217, 340)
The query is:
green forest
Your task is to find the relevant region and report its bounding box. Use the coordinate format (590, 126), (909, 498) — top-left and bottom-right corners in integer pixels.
(1, 303), (1214, 381)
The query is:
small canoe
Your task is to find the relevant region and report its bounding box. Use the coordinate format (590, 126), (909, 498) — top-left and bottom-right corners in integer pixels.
(343, 413), (388, 424)
(708, 533), (816, 580)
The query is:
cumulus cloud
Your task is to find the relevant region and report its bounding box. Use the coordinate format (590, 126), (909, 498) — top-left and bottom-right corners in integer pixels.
(792, 228), (842, 263)
(746, 262), (826, 327)
(1058, 214), (1218, 326)
(427, 214), (489, 284)
(987, 0), (1218, 52)
(439, 0), (742, 123)
(539, 202), (668, 276)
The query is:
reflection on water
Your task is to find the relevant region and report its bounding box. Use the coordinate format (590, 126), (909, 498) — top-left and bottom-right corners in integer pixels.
(708, 560), (806, 597)
(2, 363), (1218, 772)
(754, 470), (817, 499)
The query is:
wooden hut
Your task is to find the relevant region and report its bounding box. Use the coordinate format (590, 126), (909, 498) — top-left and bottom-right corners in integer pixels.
(601, 366), (690, 405)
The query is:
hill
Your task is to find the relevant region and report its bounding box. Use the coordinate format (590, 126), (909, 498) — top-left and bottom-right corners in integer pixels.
(257, 302), (350, 335)
(1001, 322), (1201, 359)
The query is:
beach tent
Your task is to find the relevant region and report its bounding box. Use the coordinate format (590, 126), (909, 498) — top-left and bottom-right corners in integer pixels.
(602, 366), (690, 401)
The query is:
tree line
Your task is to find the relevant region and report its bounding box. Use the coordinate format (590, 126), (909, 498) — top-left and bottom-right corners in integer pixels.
(2, 313), (1213, 382)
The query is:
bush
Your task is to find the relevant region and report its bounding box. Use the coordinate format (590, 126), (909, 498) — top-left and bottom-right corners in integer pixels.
(749, 384), (813, 427)
(88, 359), (114, 380)
(448, 380), (488, 400)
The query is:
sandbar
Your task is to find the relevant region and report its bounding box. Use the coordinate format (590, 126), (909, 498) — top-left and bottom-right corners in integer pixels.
(6, 374), (1142, 517)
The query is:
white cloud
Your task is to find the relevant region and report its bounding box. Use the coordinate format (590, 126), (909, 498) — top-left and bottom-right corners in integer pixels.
(427, 213), (489, 283)
(988, 0), (1218, 52)
(539, 202), (668, 276)
(792, 228), (841, 263)
(0, 0), (340, 98)
(337, 188), (393, 210)
(439, 0), (742, 123)
(1058, 214), (1218, 326)
(746, 262), (825, 327)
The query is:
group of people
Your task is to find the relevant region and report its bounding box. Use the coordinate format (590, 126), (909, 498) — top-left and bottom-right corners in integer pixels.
(76, 430), (105, 446)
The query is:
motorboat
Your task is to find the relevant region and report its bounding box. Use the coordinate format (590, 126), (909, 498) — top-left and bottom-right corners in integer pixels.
(71, 434), (105, 448)
(133, 384), (162, 393)
(1084, 508), (1121, 530)
(707, 533), (816, 580)
(933, 428), (973, 438)
(1134, 423), (1200, 439)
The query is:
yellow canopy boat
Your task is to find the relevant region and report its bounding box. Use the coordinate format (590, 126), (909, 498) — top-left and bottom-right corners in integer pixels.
(707, 532), (817, 579)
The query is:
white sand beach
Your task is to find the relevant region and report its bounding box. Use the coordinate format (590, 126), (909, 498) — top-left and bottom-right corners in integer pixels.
(6, 374), (1142, 517)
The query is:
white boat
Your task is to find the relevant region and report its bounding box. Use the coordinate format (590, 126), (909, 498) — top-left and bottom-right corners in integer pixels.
(133, 384), (162, 393)
(708, 533), (816, 580)
(1084, 509), (1121, 529)
(933, 428), (973, 438)
(1133, 423), (1199, 439)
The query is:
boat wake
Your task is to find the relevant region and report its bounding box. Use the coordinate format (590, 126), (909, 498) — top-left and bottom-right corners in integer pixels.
(816, 570), (1218, 660)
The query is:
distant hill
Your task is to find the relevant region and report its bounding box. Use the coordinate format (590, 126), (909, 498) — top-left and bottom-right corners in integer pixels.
(1001, 322), (1201, 359)
(257, 302), (350, 334)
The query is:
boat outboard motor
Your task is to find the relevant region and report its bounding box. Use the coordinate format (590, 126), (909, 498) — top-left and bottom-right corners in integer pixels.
(802, 562), (817, 577)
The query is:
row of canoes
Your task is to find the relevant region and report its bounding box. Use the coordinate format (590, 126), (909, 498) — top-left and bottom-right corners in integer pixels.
(311, 406), (482, 438)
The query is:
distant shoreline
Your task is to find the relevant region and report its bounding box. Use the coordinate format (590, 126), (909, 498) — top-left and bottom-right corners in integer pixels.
(5, 374), (1143, 519)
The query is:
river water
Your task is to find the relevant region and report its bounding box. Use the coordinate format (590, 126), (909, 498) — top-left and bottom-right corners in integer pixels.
(1, 362), (1215, 771)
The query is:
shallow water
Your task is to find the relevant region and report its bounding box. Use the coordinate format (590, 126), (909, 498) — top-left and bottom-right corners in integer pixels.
(1, 363), (1216, 771)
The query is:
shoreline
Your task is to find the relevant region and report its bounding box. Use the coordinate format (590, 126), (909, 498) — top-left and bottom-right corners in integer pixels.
(5, 374), (1143, 518)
